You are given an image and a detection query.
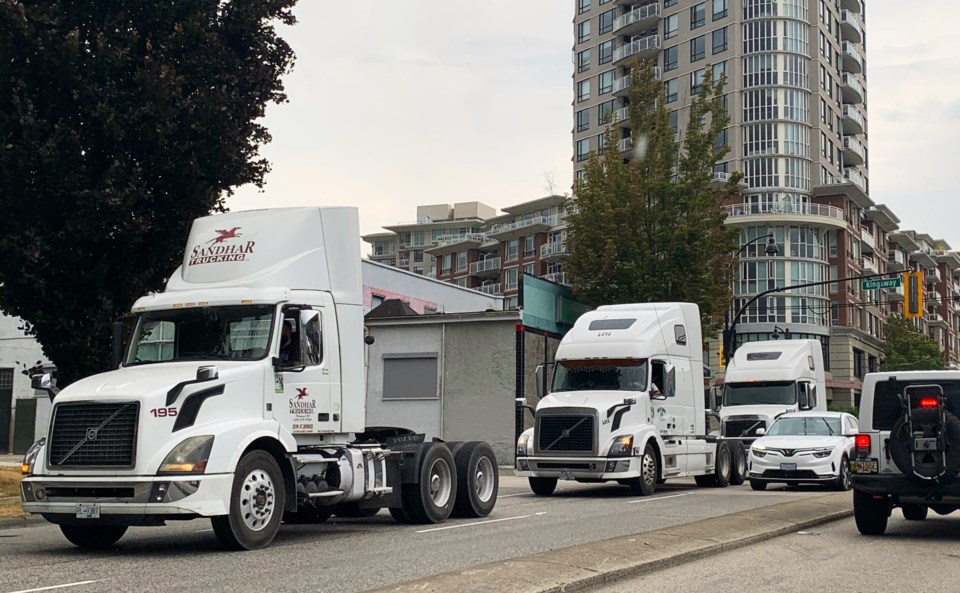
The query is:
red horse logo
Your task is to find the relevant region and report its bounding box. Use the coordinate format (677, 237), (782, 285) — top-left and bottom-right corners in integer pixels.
(207, 227), (242, 244)
(296, 388), (309, 400)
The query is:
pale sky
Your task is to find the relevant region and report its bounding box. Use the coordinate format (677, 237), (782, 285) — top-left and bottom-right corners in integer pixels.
(227, 1), (960, 251)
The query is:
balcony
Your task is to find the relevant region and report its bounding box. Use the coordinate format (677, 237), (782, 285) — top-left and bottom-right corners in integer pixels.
(541, 242), (571, 261)
(928, 312), (949, 328)
(613, 3), (662, 36)
(488, 215), (557, 240)
(862, 257), (878, 274)
(841, 73), (864, 104)
(841, 105), (865, 135)
(613, 35), (661, 65)
(368, 250), (396, 260)
(542, 272), (571, 286)
(912, 250), (938, 270)
(888, 250), (907, 272)
(842, 136), (866, 166)
(425, 233), (488, 255)
(469, 257), (501, 277)
(722, 203), (847, 230)
(860, 229), (876, 254)
(840, 10), (863, 44)
(840, 0), (861, 14)
(477, 283), (502, 296)
(619, 137), (634, 155)
(813, 170), (870, 209)
(841, 42), (864, 74)
(886, 284), (904, 301)
(926, 268), (942, 284)
(612, 68), (661, 97)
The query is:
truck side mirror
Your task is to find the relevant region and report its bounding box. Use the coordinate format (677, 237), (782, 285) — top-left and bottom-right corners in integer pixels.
(708, 387), (720, 412)
(31, 373), (58, 402)
(196, 365), (219, 382)
(798, 383), (811, 411)
(535, 364), (546, 399)
(665, 364), (676, 398)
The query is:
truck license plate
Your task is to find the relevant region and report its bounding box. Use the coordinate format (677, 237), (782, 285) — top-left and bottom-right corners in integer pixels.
(780, 463), (797, 471)
(850, 458), (878, 474)
(75, 503), (100, 519)
(559, 469), (576, 481)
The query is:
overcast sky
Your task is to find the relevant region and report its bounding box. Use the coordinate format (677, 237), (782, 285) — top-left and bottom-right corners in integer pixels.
(226, 1), (960, 251)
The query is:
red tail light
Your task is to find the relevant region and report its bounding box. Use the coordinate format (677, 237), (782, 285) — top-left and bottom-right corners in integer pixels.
(919, 397), (939, 408)
(855, 434), (871, 457)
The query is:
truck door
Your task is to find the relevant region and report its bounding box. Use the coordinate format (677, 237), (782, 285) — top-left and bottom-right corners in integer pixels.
(275, 307), (336, 435)
(650, 359), (688, 473)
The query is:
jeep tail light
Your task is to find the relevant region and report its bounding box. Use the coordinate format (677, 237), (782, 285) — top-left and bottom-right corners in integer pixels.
(855, 434), (871, 457)
(918, 397), (939, 409)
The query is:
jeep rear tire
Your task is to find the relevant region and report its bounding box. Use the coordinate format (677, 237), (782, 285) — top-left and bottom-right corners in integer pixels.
(854, 490), (888, 536)
(901, 504), (928, 521)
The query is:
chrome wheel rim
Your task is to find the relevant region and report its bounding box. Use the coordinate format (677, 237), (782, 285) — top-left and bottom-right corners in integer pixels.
(736, 449), (746, 477)
(240, 468), (276, 531)
(475, 456), (496, 503)
(641, 451), (657, 487)
(428, 458), (453, 507)
(719, 448), (731, 478)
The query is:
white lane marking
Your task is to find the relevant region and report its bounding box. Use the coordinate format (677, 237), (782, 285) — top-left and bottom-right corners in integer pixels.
(626, 492), (690, 504)
(498, 493), (530, 498)
(416, 513), (540, 534)
(196, 528), (214, 533)
(6, 581), (100, 593)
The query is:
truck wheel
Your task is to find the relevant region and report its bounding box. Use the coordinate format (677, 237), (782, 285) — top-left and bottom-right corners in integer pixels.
(854, 490), (888, 536)
(452, 441), (499, 518)
(529, 477), (557, 496)
(334, 503), (379, 518)
(626, 443), (658, 496)
(833, 456), (851, 491)
(749, 479), (767, 491)
(730, 441), (746, 486)
(714, 441), (732, 487)
(402, 443), (457, 524)
(901, 504), (928, 521)
(389, 506), (411, 523)
(283, 504), (334, 524)
(59, 524), (127, 548)
(212, 450), (285, 550)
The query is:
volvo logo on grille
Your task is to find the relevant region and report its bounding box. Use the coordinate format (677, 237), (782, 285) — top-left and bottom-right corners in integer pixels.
(85, 428), (99, 441)
(561, 428), (571, 438)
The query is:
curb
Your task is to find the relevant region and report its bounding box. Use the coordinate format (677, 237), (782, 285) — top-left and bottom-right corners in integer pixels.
(360, 492), (854, 593)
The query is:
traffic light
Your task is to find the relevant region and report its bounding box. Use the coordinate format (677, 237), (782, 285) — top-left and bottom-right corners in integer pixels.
(903, 271), (924, 318)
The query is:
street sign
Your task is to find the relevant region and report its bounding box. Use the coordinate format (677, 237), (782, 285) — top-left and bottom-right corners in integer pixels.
(861, 277), (901, 291)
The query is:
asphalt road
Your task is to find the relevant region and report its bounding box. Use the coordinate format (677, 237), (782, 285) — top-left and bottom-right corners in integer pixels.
(590, 509), (960, 593)
(1, 477), (836, 593)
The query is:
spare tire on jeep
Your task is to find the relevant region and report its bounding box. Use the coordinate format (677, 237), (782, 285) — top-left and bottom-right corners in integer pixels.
(888, 409), (960, 482)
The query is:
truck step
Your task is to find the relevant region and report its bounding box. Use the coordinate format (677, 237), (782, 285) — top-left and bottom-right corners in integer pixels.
(307, 490), (346, 498)
(366, 487), (393, 495)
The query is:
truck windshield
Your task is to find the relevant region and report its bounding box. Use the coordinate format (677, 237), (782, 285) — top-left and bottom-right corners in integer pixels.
(552, 359), (648, 392)
(767, 416), (841, 436)
(722, 381), (797, 406)
(126, 305), (275, 365)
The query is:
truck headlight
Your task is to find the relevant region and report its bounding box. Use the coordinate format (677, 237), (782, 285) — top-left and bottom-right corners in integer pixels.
(517, 434), (530, 457)
(608, 435), (634, 457)
(812, 448), (833, 459)
(158, 436), (214, 475)
(21, 438), (45, 476)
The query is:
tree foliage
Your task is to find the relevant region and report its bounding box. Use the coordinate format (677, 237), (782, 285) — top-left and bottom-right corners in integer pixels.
(565, 61), (740, 329)
(881, 315), (946, 371)
(0, 0), (298, 385)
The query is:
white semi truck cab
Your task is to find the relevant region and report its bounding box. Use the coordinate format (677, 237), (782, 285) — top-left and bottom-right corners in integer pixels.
(20, 207), (499, 550)
(515, 302), (745, 496)
(719, 339), (827, 447)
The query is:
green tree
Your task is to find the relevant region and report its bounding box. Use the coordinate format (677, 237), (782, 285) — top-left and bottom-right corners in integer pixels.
(0, 0), (297, 386)
(566, 62), (740, 329)
(881, 315), (946, 371)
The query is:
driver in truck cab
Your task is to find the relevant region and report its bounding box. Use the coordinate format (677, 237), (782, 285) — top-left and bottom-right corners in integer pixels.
(279, 319), (299, 364)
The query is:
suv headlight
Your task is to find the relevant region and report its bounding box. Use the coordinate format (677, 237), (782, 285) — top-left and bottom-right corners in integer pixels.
(812, 448), (833, 459)
(517, 434), (530, 457)
(751, 445), (767, 458)
(608, 435), (634, 457)
(158, 436), (214, 475)
(21, 438), (45, 476)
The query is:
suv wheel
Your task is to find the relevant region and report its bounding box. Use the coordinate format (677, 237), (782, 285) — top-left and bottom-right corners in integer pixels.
(901, 504), (928, 521)
(854, 490), (889, 536)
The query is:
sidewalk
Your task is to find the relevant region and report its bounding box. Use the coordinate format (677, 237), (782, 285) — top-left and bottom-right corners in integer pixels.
(0, 454), (21, 467)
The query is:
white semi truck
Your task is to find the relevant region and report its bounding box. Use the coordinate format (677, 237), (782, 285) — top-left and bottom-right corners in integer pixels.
(718, 339), (827, 447)
(514, 302), (744, 495)
(20, 207), (499, 550)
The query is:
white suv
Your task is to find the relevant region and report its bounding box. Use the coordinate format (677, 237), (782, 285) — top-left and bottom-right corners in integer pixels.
(851, 371), (960, 535)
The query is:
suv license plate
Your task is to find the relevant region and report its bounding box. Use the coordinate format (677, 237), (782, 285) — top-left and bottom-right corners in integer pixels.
(780, 463), (797, 471)
(76, 503), (101, 519)
(850, 458), (878, 474)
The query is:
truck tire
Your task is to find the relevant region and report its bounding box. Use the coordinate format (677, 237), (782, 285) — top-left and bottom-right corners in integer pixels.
(212, 450), (285, 550)
(334, 503), (379, 518)
(452, 441), (499, 518)
(283, 504), (334, 524)
(401, 443), (457, 524)
(749, 479), (767, 491)
(529, 477), (558, 496)
(833, 456), (851, 491)
(854, 490), (888, 536)
(714, 441), (732, 487)
(730, 440), (746, 486)
(901, 504), (928, 521)
(626, 442), (658, 496)
(389, 506), (411, 523)
(59, 525), (127, 548)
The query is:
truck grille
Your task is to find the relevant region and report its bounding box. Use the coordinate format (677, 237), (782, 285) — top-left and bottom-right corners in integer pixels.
(48, 402), (139, 468)
(537, 414), (595, 454)
(723, 417), (766, 439)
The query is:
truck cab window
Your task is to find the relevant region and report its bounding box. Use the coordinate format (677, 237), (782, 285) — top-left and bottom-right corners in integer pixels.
(552, 359), (647, 392)
(279, 308), (323, 367)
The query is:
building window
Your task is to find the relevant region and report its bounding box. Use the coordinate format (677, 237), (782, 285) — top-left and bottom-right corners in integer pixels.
(664, 14), (679, 39)
(664, 45), (678, 71)
(597, 132), (607, 149)
(578, 0), (591, 14)
(712, 61), (727, 84)
(577, 79), (590, 102)
(598, 40), (614, 64)
(383, 355), (438, 399)
(690, 36), (705, 62)
(524, 263), (536, 276)
(577, 49), (591, 73)
(576, 138), (591, 162)
(455, 277), (468, 288)
(599, 9), (615, 34)
(743, 20), (777, 53)
(691, 3), (706, 29)
(669, 110), (679, 132)
(665, 78), (679, 103)
(665, 0), (677, 6)
(712, 27), (727, 54)
(691, 68), (705, 94)
(712, 0), (728, 19)
(413, 249), (424, 263)
(598, 100), (614, 124)
(598, 70), (614, 94)
(578, 20), (591, 43)
(743, 54), (778, 87)
(524, 236), (535, 258)
(505, 268), (519, 291)
(576, 109), (590, 132)
(442, 254), (451, 273)
(507, 239), (519, 261)
(715, 128), (728, 149)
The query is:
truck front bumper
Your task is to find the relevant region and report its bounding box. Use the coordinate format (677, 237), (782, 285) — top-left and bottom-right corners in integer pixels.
(514, 456), (638, 480)
(21, 473), (233, 524)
